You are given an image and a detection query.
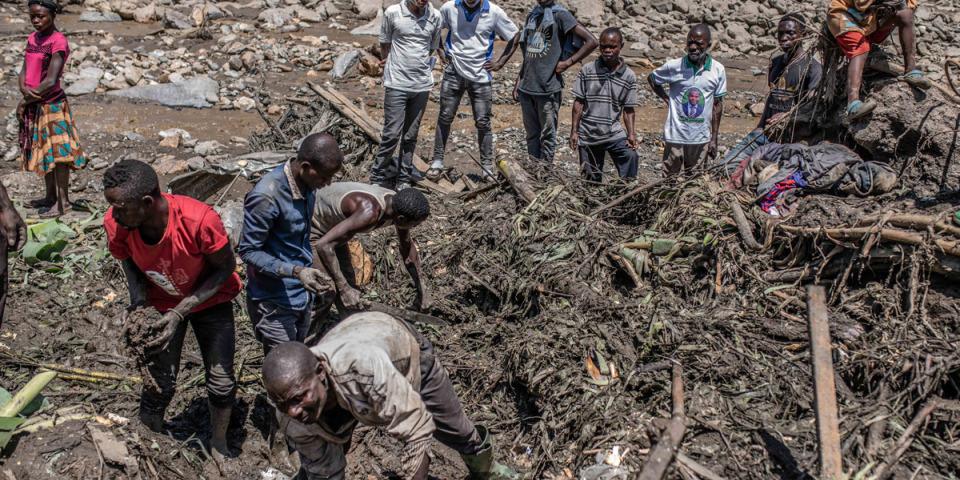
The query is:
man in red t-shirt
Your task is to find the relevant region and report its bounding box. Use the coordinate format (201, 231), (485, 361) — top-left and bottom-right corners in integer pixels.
(102, 159), (240, 458)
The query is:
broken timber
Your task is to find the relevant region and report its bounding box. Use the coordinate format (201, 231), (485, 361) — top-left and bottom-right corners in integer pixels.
(307, 82), (454, 193)
(807, 286), (844, 480)
(638, 363), (686, 480)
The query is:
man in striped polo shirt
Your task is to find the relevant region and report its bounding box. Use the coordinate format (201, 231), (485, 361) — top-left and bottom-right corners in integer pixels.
(570, 27), (639, 182)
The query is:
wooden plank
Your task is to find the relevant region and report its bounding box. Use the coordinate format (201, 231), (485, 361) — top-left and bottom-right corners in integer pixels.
(308, 82), (429, 174)
(807, 286), (843, 480)
(416, 178), (454, 195)
(462, 174), (478, 191)
(638, 364), (686, 480)
(450, 178), (467, 193)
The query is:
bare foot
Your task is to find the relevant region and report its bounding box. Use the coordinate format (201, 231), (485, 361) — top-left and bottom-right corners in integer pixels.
(38, 204), (72, 219)
(28, 197), (56, 209)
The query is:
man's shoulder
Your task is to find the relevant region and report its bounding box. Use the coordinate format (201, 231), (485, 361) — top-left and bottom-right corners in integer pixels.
(169, 194), (218, 222)
(384, 3), (403, 19)
(439, 1), (456, 14)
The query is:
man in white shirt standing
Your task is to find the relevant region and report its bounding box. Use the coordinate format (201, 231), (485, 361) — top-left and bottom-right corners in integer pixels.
(372, 0), (443, 191)
(427, 0), (520, 180)
(648, 24), (727, 176)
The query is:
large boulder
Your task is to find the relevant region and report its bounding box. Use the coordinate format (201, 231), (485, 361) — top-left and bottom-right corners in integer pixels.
(566, 0), (603, 26)
(107, 76), (220, 108)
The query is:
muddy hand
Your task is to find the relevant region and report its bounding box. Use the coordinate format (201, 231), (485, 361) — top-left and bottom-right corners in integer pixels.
(1, 207), (27, 250)
(297, 267), (332, 294)
(145, 310), (185, 354)
(339, 286), (365, 311)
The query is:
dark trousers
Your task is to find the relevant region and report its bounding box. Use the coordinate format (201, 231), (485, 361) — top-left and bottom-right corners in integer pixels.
(519, 91), (561, 162)
(247, 298), (312, 355)
(371, 88), (430, 187)
(141, 302), (237, 415)
(286, 323), (482, 479)
(0, 228), (8, 329)
(578, 138), (638, 182)
(432, 67), (494, 167)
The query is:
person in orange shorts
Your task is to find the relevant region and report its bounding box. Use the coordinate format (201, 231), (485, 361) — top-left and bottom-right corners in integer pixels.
(827, 0), (930, 122)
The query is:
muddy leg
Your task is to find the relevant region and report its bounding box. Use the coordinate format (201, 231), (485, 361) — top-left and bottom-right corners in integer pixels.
(54, 165), (71, 215)
(895, 9), (917, 72)
(28, 172), (56, 208)
(846, 54), (868, 104)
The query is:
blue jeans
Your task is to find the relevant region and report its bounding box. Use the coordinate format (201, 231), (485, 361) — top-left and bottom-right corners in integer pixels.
(578, 138), (638, 182)
(721, 129), (768, 176)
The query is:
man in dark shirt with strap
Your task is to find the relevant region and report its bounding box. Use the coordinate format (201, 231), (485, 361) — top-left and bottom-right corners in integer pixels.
(721, 14), (823, 175)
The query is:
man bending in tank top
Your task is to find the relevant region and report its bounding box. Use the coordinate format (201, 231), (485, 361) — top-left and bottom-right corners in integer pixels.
(310, 182), (432, 315)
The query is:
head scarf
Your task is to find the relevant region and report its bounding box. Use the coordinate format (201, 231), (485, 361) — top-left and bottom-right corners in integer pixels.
(27, 0), (62, 14)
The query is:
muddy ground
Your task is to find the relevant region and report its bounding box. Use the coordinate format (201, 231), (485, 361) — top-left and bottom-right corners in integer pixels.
(0, 2), (957, 480)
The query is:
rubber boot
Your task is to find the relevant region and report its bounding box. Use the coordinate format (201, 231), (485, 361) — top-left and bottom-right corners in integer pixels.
(461, 425), (520, 480)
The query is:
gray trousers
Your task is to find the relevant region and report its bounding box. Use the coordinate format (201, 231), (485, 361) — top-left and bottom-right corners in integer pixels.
(141, 302), (237, 415)
(247, 298), (312, 355)
(285, 323), (482, 479)
(371, 87), (430, 187)
(432, 66), (494, 168)
(519, 90), (562, 163)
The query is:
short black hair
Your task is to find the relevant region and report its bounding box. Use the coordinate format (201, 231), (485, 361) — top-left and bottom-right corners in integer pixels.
(298, 132), (343, 173)
(103, 159), (160, 201)
(28, 0), (62, 14)
(600, 27), (624, 44)
(263, 342), (319, 396)
(393, 188), (430, 222)
(690, 23), (712, 42)
(780, 13), (807, 30)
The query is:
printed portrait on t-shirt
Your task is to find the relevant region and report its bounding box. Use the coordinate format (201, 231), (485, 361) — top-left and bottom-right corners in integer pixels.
(681, 87), (705, 119)
(145, 270), (183, 297)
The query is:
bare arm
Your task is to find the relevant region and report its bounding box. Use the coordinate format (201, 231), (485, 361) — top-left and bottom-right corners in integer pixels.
(121, 259), (149, 309)
(708, 97), (724, 159)
(312, 197), (380, 306)
(647, 73), (669, 104)
(569, 97), (584, 150)
(33, 51), (64, 97)
(396, 227), (430, 310)
(513, 58), (526, 101)
(556, 24), (598, 73)
(490, 33), (520, 71)
(171, 245), (236, 315)
(623, 106), (638, 148)
(379, 42), (391, 66)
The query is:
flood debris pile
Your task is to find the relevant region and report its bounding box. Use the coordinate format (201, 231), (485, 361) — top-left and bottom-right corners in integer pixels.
(347, 138), (959, 477)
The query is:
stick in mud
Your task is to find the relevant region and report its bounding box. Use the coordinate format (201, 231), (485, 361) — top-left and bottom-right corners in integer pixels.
(638, 363), (686, 480)
(807, 286), (843, 480)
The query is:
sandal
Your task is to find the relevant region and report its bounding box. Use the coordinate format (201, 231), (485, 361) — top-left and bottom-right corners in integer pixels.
(425, 167), (444, 182)
(899, 69), (931, 90)
(845, 99), (877, 124)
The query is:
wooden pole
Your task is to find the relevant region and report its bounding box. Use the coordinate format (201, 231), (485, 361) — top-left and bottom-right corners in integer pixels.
(638, 363), (686, 480)
(496, 158), (538, 204)
(806, 286), (843, 480)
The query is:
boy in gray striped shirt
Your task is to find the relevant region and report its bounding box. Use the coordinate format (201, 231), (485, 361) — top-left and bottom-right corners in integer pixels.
(570, 27), (639, 182)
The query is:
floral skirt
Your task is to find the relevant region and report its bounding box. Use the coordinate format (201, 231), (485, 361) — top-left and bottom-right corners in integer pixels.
(18, 98), (87, 176)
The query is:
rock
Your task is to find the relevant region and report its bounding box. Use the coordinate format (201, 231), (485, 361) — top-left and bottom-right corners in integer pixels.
(651, 0), (672, 14)
(101, 75), (130, 91)
(133, 2), (157, 23)
(233, 96), (256, 111)
(258, 7), (295, 28)
(354, 0), (383, 19)
(165, 9), (194, 30)
(241, 51), (258, 70)
(187, 156), (206, 170)
(124, 131), (146, 142)
(358, 51), (383, 77)
(566, 0), (603, 26)
(159, 134), (181, 149)
(65, 77), (100, 96)
(295, 6), (323, 23)
(123, 66), (144, 85)
(154, 157), (190, 175)
(350, 11), (381, 36)
(748, 102), (765, 117)
(3, 145), (18, 163)
(108, 76), (220, 108)
(194, 140), (225, 156)
(330, 50), (360, 79)
(80, 11), (122, 22)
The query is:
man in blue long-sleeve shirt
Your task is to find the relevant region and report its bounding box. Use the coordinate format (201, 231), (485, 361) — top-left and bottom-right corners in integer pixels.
(238, 133), (344, 354)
